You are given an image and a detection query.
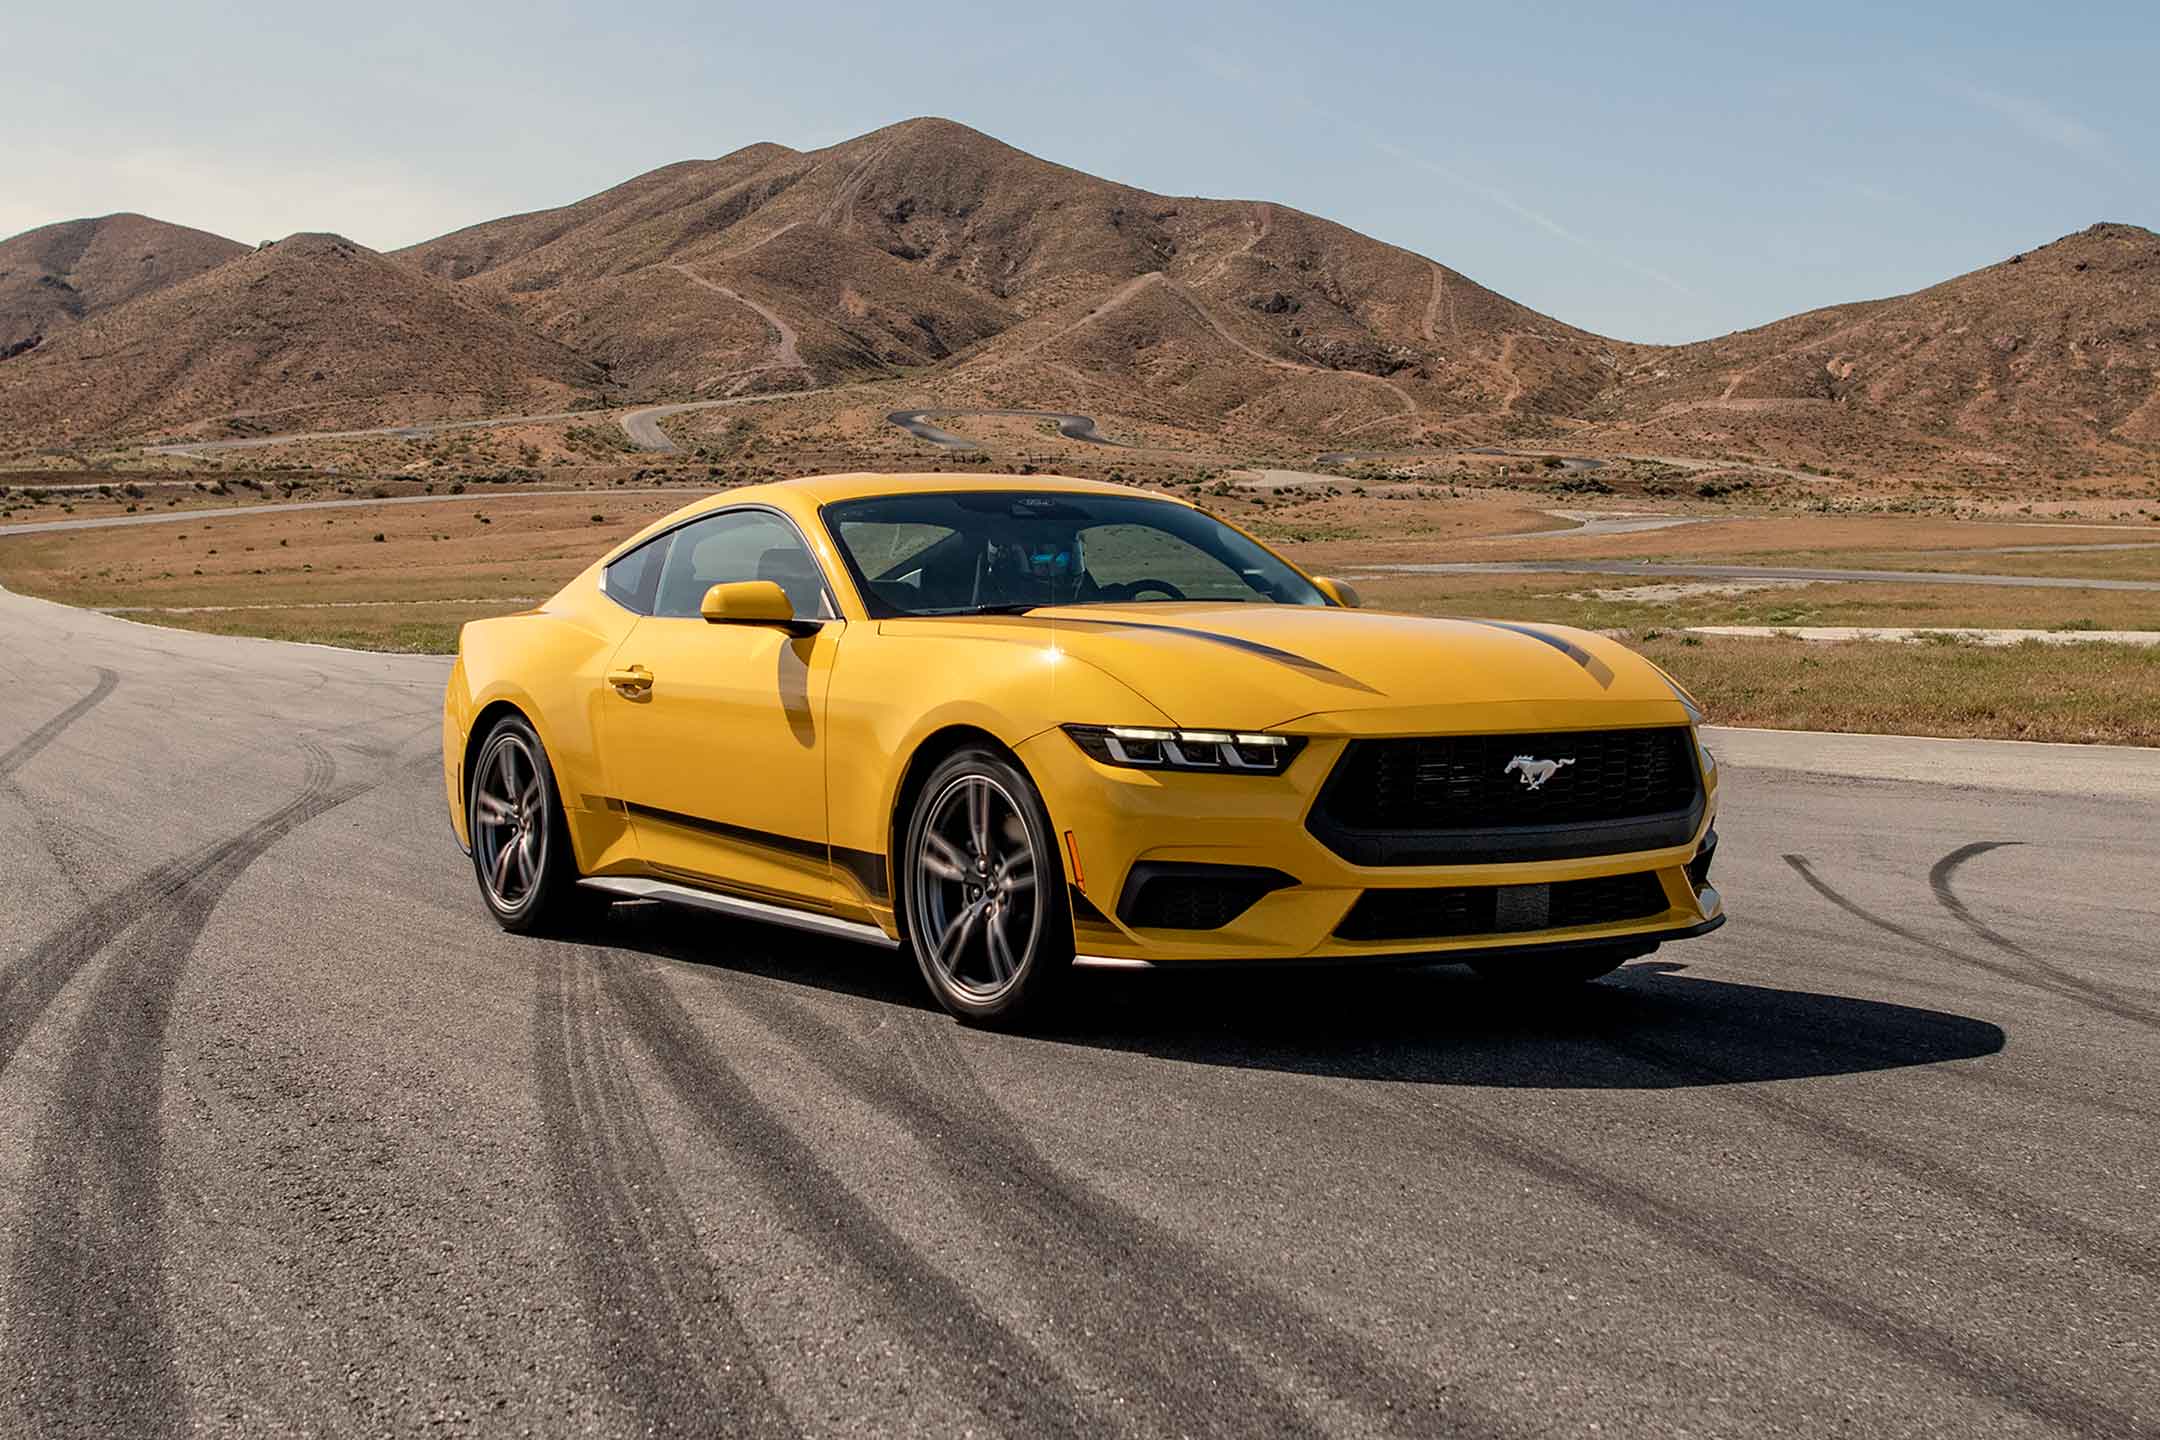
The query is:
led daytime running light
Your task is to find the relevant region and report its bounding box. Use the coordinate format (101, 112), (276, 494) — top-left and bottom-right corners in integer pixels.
(1066, 725), (1304, 773)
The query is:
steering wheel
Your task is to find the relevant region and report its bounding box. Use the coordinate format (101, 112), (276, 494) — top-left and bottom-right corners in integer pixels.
(1101, 578), (1188, 602)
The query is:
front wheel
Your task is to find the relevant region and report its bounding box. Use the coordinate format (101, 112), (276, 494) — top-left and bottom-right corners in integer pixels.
(467, 713), (592, 934)
(902, 748), (1074, 1025)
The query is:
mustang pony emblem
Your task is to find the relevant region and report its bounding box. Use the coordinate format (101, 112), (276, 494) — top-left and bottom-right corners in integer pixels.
(1504, 755), (1575, 790)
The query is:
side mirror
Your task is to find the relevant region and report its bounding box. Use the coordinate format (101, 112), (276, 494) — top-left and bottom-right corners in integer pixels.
(699, 581), (818, 634)
(1313, 576), (1363, 609)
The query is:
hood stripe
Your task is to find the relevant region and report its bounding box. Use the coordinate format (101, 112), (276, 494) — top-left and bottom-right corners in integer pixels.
(1466, 619), (1616, 688)
(1051, 617), (1382, 694)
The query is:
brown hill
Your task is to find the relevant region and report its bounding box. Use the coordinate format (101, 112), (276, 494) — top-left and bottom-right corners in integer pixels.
(395, 117), (1618, 432)
(0, 213), (246, 358)
(5, 121), (2153, 480)
(1595, 223), (2160, 474)
(0, 232), (610, 444)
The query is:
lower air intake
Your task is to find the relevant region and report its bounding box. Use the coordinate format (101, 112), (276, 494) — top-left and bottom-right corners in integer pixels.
(1117, 863), (1296, 931)
(1334, 870), (1670, 943)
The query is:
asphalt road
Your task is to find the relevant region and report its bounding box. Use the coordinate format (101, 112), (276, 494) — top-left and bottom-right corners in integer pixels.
(621, 390), (835, 452)
(2, 586), (2156, 1438)
(0, 488), (687, 538)
(888, 409), (1126, 450)
(142, 410), (611, 458)
(134, 388), (834, 460)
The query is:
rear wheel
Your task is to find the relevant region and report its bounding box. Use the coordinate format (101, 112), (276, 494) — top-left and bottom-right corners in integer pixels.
(902, 748), (1073, 1025)
(1469, 943), (1649, 988)
(468, 714), (592, 934)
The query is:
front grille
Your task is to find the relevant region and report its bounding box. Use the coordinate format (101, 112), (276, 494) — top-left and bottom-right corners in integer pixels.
(1308, 726), (1703, 866)
(1335, 871), (1670, 943)
(1117, 863), (1296, 931)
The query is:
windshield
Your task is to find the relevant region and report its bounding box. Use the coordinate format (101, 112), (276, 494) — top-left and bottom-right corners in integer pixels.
(822, 491), (1330, 618)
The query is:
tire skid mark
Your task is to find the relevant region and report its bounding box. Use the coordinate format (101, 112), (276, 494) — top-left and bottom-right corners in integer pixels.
(0, 667), (117, 780)
(0, 734), (380, 1077)
(1596, 1029), (2159, 1284)
(1786, 853), (2160, 1032)
(1616, 959), (2155, 1127)
(533, 948), (796, 1438)
(0, 709), (435, 1063)
(1, 847), (225, 1077)
(597, 953), (1102, 1439)
(729, 981), (1511, 1439)
(1364, 1087), (2155, 1440)
(1929, 842), (2160, 1030)
(2, 742), (370, 1439)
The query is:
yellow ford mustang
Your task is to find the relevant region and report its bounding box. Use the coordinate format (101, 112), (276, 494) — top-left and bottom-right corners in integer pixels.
(444, 473), (1722, 1023)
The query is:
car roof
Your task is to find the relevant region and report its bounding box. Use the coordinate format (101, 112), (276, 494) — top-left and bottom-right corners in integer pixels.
(597, 472), (1191, 566)
(734, 471), (1172, 506)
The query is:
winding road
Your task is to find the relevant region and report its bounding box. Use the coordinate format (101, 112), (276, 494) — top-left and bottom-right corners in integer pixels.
(886, 409), (1126, 450)
(2, 583), (2157, 1435)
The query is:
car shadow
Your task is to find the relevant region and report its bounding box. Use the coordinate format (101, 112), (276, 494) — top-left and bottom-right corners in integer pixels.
(587, 904), (2007, 1090)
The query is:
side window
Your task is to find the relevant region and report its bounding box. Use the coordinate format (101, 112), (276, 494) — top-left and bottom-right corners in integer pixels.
(602, 534), (668, 614)
(652, 510), (831, 620)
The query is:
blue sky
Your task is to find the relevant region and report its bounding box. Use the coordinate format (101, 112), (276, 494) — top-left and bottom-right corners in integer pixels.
(5, 0), (2151, 342)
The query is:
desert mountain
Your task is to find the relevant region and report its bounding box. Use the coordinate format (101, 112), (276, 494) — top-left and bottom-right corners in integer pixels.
(0, 231), (609, 444)
(396, 117), (1618, 436)
(2, 119), (2153, 476)
(1594, 223), (2160, 473)
(0, 213), (246, 359)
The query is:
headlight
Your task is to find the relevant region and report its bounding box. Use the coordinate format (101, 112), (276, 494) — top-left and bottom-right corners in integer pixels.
(1063, 724), (1305, 774)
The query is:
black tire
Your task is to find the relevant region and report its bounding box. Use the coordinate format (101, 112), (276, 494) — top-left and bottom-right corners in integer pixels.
(1469, 943), (1649, 988)
(901, 746), (1074, 1026)
(466, 713), (595, 934)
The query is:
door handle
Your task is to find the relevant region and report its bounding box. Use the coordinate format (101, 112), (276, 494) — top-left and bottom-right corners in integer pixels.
(606, 665), (653, 696)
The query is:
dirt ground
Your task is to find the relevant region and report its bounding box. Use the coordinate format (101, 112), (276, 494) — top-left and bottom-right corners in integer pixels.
(2, 472), (2155, 743)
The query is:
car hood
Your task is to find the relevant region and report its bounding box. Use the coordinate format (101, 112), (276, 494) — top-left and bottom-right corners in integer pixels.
(1029, 603), (1691, 734)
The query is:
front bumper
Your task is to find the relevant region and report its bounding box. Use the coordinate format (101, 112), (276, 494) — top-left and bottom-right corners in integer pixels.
(1017, 727), (1723, 966)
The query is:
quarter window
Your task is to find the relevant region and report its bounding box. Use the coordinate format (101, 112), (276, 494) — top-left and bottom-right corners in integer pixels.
(602, 535), (667, 614)
(652, 510), (832, 620)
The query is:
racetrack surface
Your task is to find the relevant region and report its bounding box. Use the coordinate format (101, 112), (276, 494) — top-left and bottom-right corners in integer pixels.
(2, 586), (2157, 1437)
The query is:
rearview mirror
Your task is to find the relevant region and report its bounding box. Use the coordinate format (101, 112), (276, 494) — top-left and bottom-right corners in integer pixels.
(1313, 576), (1363, 608)
(699, 581), (817, 634)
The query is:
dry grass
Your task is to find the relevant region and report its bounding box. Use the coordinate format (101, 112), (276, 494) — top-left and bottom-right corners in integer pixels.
(1341, 571), (2160, 632)
(1641, 634), (2160, 746)
(0, 490), (702, 651)
(5, 480), (2157, 739)
(111, 603), (500, 655)
(1708, 546), (2160, 581)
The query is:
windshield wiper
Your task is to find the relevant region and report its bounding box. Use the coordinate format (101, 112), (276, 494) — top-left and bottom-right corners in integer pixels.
(915, 602), (1044, 616)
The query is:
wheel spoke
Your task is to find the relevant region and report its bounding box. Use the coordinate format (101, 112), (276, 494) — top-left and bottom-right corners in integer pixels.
(490, 835), (518, 893)
(515, 831), (538, 889)
(521, 780), (543, 815)
(935, 898), (985, 972)
(498, 743), (519, 797)
(998, 854), (1035, 893)
(987, 907), (1020, 981)
(474, 793), (515, 825)
(921, 831), (970, 883)
(967, 781), (991, 857)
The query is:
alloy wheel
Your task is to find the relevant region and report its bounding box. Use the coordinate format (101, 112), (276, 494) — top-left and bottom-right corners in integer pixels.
(473, 730), (546, 912)
(911, 773), (1042, 1002)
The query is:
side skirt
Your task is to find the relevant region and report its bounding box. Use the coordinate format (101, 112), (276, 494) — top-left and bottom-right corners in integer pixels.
(578, 877), (901, 950)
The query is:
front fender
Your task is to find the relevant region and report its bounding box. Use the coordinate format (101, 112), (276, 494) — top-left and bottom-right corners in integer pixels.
(823, 621), (1173, 897)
